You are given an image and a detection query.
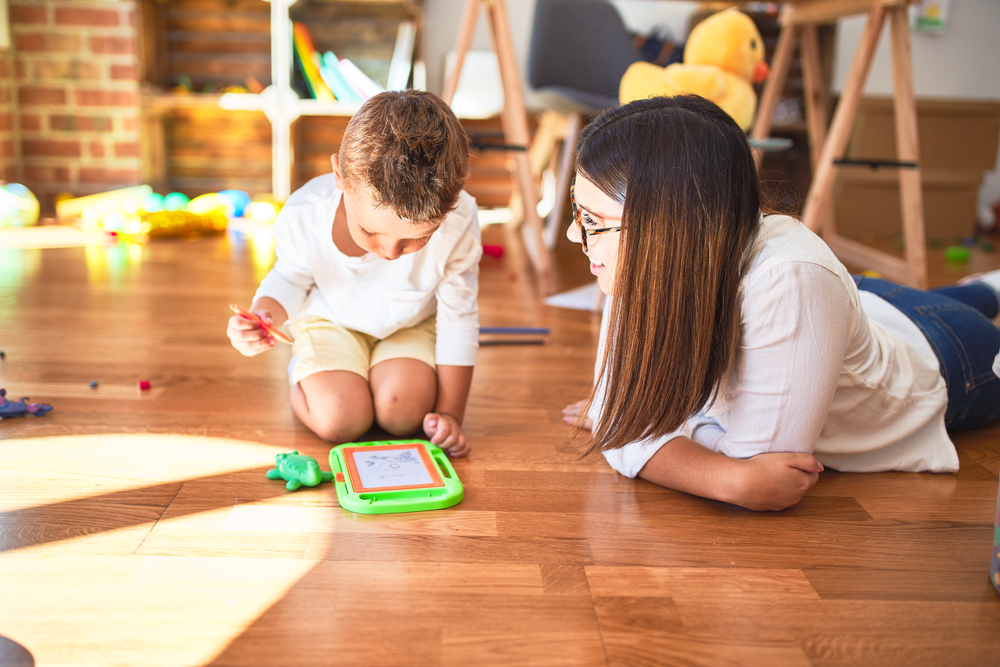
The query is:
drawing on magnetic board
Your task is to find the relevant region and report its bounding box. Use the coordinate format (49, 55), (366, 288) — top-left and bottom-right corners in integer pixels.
(352, 446), (434, 489)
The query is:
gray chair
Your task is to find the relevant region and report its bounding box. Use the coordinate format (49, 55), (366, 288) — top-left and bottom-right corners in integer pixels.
(526, 0), (640, 250)
(528, 0), (640, 113)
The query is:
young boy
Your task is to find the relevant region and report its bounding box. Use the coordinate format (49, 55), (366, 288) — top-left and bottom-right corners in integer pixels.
(227, 91), (480, 456)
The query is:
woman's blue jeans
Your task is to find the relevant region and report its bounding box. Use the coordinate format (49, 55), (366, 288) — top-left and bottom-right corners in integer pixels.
(853, 276), (1000, 430)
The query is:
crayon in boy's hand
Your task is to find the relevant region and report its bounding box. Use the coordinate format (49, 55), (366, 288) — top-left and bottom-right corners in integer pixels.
(229, 303), (293, 344)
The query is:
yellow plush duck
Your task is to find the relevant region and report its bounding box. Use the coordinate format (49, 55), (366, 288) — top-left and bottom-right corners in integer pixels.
(619, 8), (769, 131)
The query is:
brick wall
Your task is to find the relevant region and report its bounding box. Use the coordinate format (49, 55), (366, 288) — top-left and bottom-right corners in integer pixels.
(0, 48), (18, 183)
(9, 0), (141, 212)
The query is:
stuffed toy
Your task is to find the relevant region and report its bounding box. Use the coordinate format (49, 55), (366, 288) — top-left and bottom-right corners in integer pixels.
(619, 8), (770, 131)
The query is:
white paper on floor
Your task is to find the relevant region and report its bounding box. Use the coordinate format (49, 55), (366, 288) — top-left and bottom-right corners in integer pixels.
(544, 281), (604, 311)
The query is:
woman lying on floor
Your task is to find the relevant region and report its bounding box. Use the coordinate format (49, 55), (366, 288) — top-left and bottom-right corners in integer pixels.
(562, 95), (1000, 511)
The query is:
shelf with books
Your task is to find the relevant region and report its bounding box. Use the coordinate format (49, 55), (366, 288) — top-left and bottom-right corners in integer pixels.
(139, 0), (423, 200)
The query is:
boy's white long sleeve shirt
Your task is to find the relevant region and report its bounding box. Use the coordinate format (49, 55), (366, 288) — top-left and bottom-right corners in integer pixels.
(253, 174), (482, 367)
(598, 215), (957, 477)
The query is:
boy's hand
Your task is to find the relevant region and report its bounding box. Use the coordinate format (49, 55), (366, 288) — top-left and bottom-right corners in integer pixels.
(422, 412), (470, 457)
(736, 452), (823, 511)
(227, 309), (277, 357)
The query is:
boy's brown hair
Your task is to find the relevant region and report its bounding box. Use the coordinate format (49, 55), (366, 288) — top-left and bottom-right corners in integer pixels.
(339, 90), (470, 223)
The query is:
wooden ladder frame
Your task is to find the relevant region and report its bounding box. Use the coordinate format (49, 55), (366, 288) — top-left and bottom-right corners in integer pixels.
(443, 0), (554, 295)
(752, 0), (928, 288)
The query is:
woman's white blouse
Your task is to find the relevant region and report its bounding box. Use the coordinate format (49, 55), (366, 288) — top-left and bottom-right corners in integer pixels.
(597, 215), (957, 477)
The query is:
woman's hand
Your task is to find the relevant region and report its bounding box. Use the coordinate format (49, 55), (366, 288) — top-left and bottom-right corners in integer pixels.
(736, 453), (824, 511)
(562, 399), (593, 431)
(227, 309), (277, 357)
(423, 412), (470, 457)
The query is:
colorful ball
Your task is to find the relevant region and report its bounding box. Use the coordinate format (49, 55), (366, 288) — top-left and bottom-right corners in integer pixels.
(187, 193), (228, 216)
(142, 192), (165, 213)
(162, 192), (190, 211)
(0, 183), (40, 227)
(218, 190), (251, 218)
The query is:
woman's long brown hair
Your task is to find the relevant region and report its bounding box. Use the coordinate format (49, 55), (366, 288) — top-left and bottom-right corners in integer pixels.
(579, 95), (762, 454)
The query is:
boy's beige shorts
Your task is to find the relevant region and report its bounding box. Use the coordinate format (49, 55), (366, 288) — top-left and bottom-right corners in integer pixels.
(288, 315), (436, 385)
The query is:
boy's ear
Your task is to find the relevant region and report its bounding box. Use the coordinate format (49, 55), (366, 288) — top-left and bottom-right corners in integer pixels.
(331, 154), (343, 189)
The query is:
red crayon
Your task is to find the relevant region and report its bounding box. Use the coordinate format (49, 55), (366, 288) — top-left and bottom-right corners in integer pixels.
(229, 303), (293, 345)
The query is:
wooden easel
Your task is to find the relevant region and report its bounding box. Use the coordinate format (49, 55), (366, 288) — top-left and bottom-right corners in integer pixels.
(442, 0), (554, 296)
(752, 0), (928, 289)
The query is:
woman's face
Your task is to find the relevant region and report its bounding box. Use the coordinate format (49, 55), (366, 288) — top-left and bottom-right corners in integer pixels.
(565, 175), (622, 295)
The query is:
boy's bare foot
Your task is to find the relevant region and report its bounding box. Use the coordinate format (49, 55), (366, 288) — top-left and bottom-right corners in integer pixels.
(562, 399), (593, 431)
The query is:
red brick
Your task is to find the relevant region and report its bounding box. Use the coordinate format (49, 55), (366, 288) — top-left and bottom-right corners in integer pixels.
(20, 114), (42, 131)
(89, 140), (105, 158)
(0, 60), (8, 78)
(9, 5), (48, 24)
(0, 89), (11, 105)
(15, 61), (26, 79)
(110, 64), (137, 80)
(19, 86), (67, 106)
(79, 166), (140, 184)
(121, 117), (139, 132)
(88, 36), (134, 55)
(75, 89), (138, 107)
(15, 33), (81, 53)
(0, 140), (15, 159)
(50, 114), (113, 132)
(34, 59), (102, 81)
(25, 165), (72, 183)
(0, 113), (12, 132)
(55, 7), (120, 27)
(3, 166), (20, 183)
(113, 141), (138, 157)
(23, 139), (81, 157)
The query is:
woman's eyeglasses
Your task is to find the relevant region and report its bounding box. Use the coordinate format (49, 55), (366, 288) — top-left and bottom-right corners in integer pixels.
(570, 181), (620, 253)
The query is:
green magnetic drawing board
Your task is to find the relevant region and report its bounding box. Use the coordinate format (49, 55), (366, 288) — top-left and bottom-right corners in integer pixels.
(329, 439), (463, 514)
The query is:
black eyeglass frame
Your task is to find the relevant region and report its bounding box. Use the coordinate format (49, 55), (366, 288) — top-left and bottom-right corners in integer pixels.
(569, 180), (621, 253)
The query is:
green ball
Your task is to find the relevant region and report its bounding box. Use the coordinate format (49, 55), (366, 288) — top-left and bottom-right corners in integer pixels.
(142, 192), (165, 213)
(162, 192), (190, 211)
(944, 245), (971, 263)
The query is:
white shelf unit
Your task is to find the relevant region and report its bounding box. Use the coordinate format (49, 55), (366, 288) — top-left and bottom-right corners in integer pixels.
(266, 0), (423, 200)
(140, 0), (422, 201)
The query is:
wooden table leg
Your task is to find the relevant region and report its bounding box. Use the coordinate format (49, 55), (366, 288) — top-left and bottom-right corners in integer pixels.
(802, 5), (886, 235)
(889, 5), (928, 289)
(444, 0), (554, 296)
(800, 23), (835, 237)
(486, 0), (553, 294)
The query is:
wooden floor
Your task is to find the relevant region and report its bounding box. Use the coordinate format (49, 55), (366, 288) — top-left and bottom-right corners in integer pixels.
(1, 219), (999, 667)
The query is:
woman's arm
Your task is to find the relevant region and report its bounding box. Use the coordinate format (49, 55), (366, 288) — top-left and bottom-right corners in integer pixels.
(636, 436), (823, 511)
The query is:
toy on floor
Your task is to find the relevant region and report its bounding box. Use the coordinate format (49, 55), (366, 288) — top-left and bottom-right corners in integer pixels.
(141, 210), (228, 238)
(0, 389), (52, 419)
(619, 8), (769, 130)
(329, 440), (463, 514)
(945, 246), (972, 264)
(0, 183), (40, 227)
(266, 451), (334, 491)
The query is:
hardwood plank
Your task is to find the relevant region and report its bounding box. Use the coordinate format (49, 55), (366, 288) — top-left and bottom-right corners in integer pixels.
(801, 567), (997, 602)
(307, 532), (595, 565)
(599, 630), (811, 667)
(441, 630), (606, 667)
(586, 566), (821, 601)
(222, 504), (499, 536)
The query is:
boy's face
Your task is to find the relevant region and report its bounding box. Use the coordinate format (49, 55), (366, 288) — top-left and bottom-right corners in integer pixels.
(333, 155), (442, 260)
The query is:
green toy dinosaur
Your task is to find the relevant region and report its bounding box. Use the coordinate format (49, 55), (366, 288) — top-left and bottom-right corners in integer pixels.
(266, 451), (334, 491)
